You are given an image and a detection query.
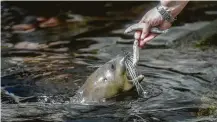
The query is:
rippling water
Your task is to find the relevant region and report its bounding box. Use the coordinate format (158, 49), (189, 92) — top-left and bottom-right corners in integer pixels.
(1, 1), (217, 122)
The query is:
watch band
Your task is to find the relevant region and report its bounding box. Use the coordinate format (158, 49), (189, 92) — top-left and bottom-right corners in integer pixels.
(156, 5), (176, 23)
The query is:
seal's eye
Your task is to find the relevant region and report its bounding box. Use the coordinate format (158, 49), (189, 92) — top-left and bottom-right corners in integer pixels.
(111, 64), (116, 70)
(104, 78), (107, 82)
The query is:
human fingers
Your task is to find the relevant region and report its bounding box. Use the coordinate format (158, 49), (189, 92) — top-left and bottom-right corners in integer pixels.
(139, 21), (171, 47)
(139, 33), (157, 47)
(134, 30), (142, 40)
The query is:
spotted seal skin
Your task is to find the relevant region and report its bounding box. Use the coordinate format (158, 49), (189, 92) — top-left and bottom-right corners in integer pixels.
(72, 55), (144, 104)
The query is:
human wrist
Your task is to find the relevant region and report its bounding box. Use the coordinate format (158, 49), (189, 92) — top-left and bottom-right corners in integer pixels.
(156, 5), (176, 23)
(160, 0), (189, 18)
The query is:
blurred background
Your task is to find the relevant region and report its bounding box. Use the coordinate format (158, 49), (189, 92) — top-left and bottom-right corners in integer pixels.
(1, 1), (217, 122)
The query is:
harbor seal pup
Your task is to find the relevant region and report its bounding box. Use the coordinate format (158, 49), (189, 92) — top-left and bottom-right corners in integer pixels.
(72, 54), (144, 104)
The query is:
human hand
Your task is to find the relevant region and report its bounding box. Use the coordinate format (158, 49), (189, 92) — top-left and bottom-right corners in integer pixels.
(125, 7), (172, 47)
(125, 0), (189, 48)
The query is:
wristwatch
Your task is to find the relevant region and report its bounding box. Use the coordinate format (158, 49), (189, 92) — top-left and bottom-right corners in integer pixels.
(156, 5), (176, 23)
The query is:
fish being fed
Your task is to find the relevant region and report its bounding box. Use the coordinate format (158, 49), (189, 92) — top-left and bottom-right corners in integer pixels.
(72, 53), (145, 104)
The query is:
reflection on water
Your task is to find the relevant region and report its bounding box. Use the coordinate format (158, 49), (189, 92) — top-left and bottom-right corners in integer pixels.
(1, 1), (217, 122)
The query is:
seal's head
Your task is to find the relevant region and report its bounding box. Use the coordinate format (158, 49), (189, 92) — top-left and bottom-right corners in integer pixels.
(73, 54), (143, 104)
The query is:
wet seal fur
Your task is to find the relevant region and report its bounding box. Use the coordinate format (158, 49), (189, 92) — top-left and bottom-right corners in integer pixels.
(72, 54), (144, 104)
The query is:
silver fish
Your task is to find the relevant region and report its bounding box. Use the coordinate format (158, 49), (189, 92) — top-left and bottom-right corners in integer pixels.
(150, 27), (168, 34)
(124, 23), (169, 34)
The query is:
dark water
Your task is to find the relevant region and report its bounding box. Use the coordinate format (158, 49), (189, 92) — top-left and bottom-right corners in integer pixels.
(1, 1), (217, 122)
